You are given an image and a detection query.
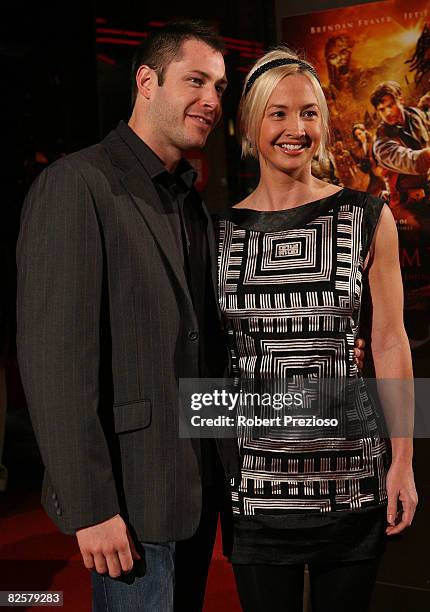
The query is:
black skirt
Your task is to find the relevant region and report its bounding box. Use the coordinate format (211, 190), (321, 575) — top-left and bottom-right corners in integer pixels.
(230, 504), (387, 565)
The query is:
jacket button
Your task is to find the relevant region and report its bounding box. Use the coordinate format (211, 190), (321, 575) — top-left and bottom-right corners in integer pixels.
(52, 492), (57, 501)
(54, 500), (59, 508)
(56, 508), (62, 516)
(188, 330), (199, 341)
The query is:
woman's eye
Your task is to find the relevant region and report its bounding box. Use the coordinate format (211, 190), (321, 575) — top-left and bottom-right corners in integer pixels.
(303, 110), (318, 118)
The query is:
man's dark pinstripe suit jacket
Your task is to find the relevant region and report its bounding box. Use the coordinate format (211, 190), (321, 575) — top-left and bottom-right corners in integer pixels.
(16, 123), (239, 542)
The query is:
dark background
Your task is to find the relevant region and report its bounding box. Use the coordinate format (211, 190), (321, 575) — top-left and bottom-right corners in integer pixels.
(1, 1), (429, 610)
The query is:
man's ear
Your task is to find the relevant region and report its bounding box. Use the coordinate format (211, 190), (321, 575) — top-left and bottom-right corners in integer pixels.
(135, 65), (157, 100)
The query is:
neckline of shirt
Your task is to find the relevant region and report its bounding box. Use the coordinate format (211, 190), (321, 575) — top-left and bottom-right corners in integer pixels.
(230, 187), (346, 215)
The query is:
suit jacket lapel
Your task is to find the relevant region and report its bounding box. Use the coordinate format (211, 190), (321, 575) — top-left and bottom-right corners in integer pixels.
(121, 164), (194, 311)
(102, 128), (194, 311)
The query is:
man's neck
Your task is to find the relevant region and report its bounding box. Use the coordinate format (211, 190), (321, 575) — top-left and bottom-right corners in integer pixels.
(393, 108), (406, 128)
(127, 115), (181, 173)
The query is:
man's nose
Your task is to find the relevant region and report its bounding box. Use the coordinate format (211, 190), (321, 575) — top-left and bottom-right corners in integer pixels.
(202, 86), (221, 110)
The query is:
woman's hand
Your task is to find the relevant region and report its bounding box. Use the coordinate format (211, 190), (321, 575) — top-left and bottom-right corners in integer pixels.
(354, 338), (365, 370)
(385, 460), (418, 535)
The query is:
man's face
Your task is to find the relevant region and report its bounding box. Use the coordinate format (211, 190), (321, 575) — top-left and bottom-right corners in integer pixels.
(148, 39), (227, 157)
(376, 94), (404, 126)
(327, 40), (351, 75)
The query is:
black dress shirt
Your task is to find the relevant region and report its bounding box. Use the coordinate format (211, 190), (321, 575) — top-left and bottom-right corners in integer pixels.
(118, 121), (211, 368)
(117, 121), (223, 487)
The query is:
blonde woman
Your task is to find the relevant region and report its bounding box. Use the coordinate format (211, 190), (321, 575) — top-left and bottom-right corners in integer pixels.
(215, 48), (417, 612)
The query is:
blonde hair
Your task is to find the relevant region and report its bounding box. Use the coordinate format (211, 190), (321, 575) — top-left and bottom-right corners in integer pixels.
(238, 47), (330, 163)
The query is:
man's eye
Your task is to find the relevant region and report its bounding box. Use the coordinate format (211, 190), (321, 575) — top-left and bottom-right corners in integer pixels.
(190, 77), (204, 86)
(216, 86), (225, 95)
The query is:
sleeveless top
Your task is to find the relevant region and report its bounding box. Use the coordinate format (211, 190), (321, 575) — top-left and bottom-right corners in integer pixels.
(215, 188), (389, 564)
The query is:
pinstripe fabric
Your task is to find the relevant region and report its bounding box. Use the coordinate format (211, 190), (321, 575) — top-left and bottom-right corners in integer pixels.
(16, 124), (230, 541)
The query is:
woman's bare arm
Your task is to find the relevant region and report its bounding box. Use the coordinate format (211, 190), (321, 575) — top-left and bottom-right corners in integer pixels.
(367, 204), (418, 534)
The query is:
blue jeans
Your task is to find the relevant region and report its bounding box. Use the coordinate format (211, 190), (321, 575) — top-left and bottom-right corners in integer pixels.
(92, 542), (175, 611)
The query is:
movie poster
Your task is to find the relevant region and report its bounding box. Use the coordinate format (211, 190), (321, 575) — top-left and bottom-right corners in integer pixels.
(282, 0), (430, 365)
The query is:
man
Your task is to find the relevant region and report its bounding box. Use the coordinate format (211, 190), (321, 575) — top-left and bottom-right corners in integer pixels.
(17, 20), (236, 612)
(371, 80), (430, 207)
(323, 35), (381, 145)
(17, 19), (365, 611)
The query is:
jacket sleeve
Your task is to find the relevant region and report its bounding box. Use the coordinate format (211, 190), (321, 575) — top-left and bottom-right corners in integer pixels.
(372, 135), (424, 175)
(16, 159), (120, 533)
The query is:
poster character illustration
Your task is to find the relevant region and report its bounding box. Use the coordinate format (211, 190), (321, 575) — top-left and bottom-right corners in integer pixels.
(282, 0), (430, 356)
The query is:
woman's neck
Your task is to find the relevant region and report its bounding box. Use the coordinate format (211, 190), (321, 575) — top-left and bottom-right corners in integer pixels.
(240, 166), (341, 211)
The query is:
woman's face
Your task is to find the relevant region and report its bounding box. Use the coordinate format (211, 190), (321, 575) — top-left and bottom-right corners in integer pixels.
(257, 74), (322, 177)
(354, 128), (366, 144)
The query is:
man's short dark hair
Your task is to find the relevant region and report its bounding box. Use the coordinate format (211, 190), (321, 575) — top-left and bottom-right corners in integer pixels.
(130, 19), (225, 106)
(370, 81), (402, 108)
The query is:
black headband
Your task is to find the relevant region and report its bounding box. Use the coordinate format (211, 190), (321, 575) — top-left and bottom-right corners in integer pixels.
(244, 58), (320, 96)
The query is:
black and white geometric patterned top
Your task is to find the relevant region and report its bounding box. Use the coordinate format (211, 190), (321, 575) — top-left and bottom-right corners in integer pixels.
(216, 188), (388, 519)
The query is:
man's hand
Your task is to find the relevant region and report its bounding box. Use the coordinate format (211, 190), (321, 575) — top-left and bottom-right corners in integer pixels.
(76, 514), (141, 578)
(417, 91), (430, 111)
(385, 461), (418, 535)
(417, 147), (430, 173)
(354, 338), (365, 370)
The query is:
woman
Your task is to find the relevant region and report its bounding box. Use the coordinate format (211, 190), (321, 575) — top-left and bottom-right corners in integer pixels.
(215, 48), (417, 612)
(351, 123), (385, 196)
